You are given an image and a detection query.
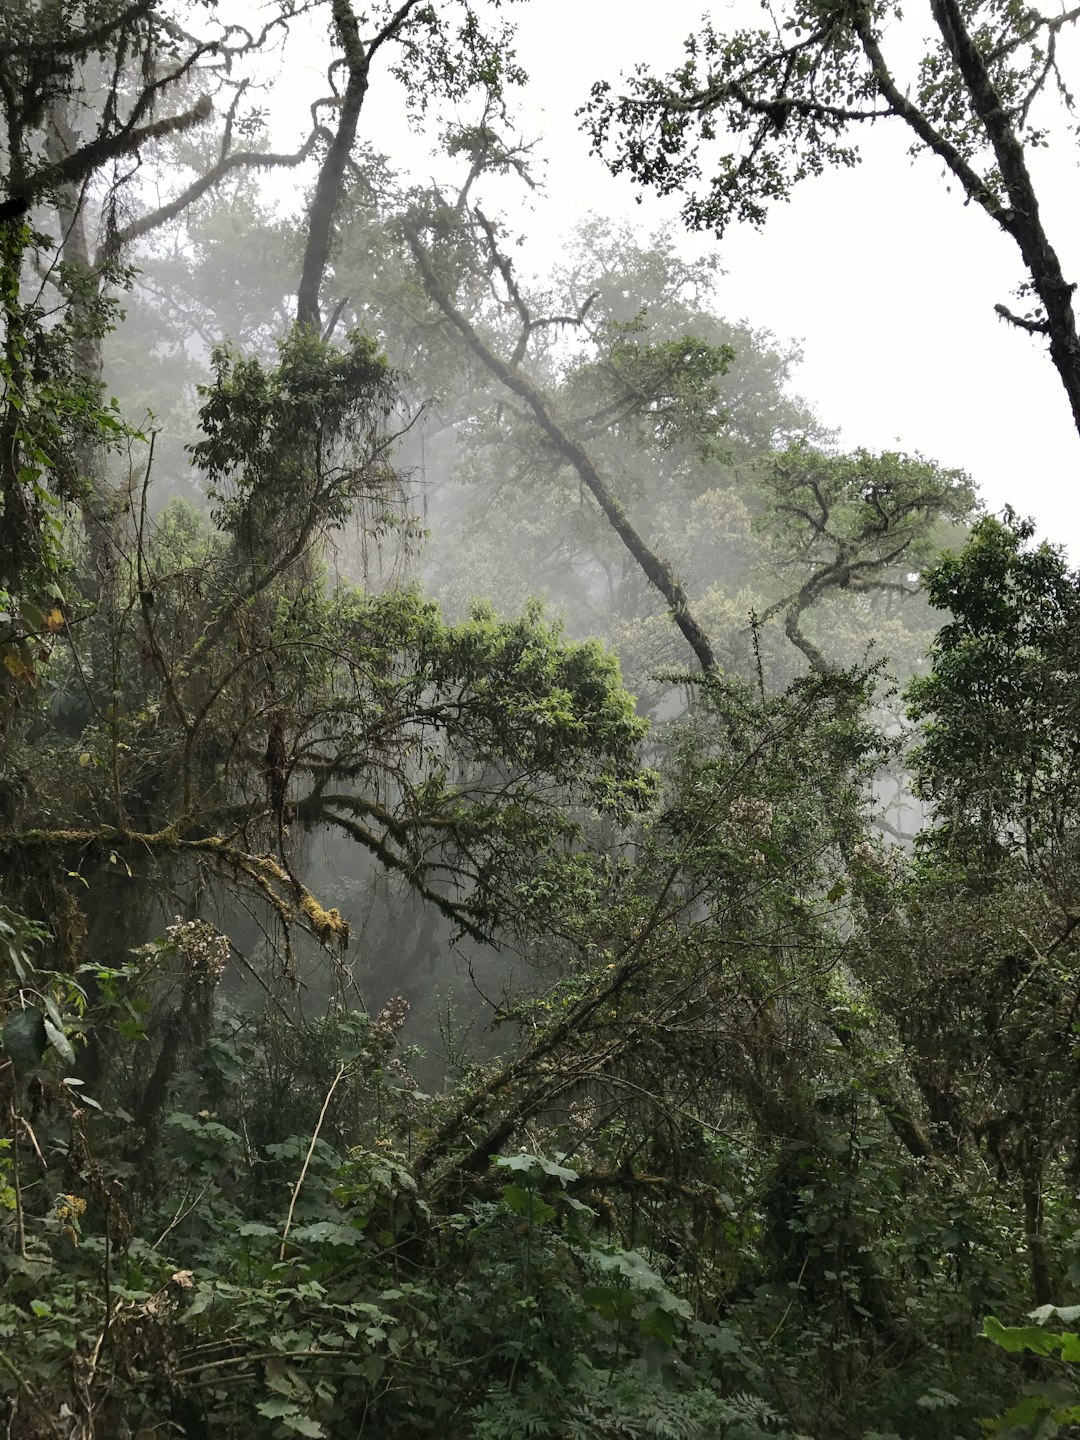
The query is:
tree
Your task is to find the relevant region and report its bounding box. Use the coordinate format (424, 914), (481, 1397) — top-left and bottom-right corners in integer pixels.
(0, 0), (297, 614)
(847, 513), (1080, 1309)
(0, 0), (524, 691)
(0, 0), (652, 1029)
(909, 511), (1080, 862)
(583, 0), (1080, 441)
(754, 444), (975, 672)
(401, 199), (724, 673)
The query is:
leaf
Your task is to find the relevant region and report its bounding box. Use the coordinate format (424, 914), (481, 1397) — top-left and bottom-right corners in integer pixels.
(281, 1417), (325, 1438)
(65, 1085), (102, 1110)
(256, 1399), (301, 1420)
(639, 1306), (677, 1346)
(183, 1289), (215, 1320)
(2, 1008), (47, 1069)
(263, 1356), (297, 1396)
(44, 1019), (75, 1066)
(589, 1247), (694, 1316)
(2, 648), (35, 684)
(290, 1221), (364, 1247)
(496, 1152), (579, 1185)
(915, 1387), (959, 1410)
(985, 1315), (1062, 1357)
(500, 1185), (556, 1226)
(583, 1284), (635, 1323)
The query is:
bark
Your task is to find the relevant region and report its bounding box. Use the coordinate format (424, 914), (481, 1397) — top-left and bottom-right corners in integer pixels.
(296, 0), (370, 330)
(45, 102), (123, 594)
(0, 96), (214, 225)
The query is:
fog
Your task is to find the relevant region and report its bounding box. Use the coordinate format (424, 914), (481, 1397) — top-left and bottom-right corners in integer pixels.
(9, 7), (1080, 1432)
(79, 4), (972, 1063)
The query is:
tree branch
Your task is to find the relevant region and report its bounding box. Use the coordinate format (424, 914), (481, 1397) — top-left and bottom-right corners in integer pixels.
(0, 95), (215, 225)
(402, 218), (717, 673)
(296, 0), (370, 329)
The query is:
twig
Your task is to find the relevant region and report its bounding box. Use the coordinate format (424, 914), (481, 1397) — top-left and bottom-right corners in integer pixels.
(279, 1062), (347, 1260)
(767, 1250), (810, 1343)
(153, 1183), (213, 1249)
(994, 301), (1051, 334)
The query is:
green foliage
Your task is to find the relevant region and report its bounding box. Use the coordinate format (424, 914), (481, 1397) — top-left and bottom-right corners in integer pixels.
(582, 0), (1080, 442)
(192, 328), (396, 545)
(5, 8), (1080, 1440)
(563, 329), (737, 463)
(0, 221), (134, 692)
(909, 511), (1080, 860)
(581, 0), (1068, 237)
(983, 1308), (1080, 1436)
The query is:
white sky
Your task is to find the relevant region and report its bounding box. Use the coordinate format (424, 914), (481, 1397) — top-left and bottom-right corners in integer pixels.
(249, 0), (1080, 551)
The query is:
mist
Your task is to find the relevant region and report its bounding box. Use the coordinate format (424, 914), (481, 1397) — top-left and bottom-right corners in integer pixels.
(4, 3), (1080, 1436)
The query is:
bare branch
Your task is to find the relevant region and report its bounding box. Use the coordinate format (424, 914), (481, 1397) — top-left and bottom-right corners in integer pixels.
(103, 129), (320, 258)
(403, 217), (717, 673)
(995, 301), (1051, 335)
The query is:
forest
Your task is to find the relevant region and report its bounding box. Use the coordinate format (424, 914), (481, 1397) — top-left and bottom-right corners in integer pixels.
(1, 0), (1079, 1436)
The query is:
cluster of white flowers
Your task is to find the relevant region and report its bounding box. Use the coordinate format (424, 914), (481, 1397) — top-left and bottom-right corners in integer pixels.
(357, 996), (415, 1087)
(849, 840), (906, 880)
(371, 994), (409, 1044)
(566, 1098), (597, 1134)
(728, 795), (774, 839)
(164, 918), (230, 982)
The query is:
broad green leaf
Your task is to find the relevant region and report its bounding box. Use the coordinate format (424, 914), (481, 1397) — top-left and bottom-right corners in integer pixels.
(256, 1398), (299, 1420)
(985, 1315), (1061, 1357)
(496, 1153), (578, 1184)
(2, 1008), (47, 1069)
(44, 1019), (75, 1066)
(500, 1185), (556, 1225)
(289, 1222), (364, 1247)
(281, 1417), (325, 1438)
(639, 1306), (677, 1346)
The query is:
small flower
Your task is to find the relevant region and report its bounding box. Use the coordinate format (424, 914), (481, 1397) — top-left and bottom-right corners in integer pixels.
(728, 795), (774, 839)
(163, 918), (230, 983)
(54, 1193), (87, 1244)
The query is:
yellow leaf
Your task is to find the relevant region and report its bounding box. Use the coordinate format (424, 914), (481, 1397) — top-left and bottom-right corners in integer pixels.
(2, 650), (35, 683)
(79, 753), (91, 767)
(44, 608), (65, 633)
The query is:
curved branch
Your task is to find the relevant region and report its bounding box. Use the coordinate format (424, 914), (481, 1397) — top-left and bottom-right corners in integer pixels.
(402, 219), (717, 673)
(0, 95), (215, 225)
(104, 130), (321, 259)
